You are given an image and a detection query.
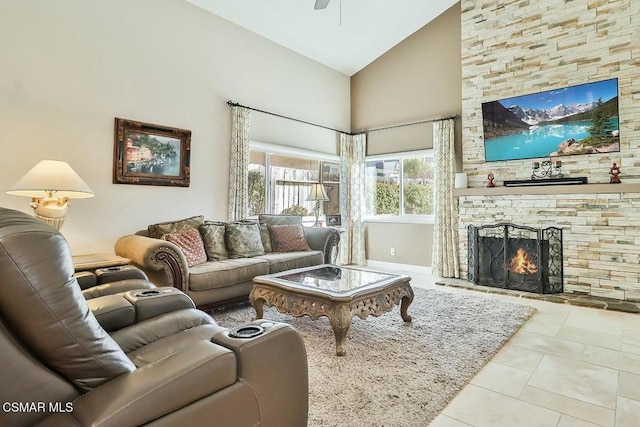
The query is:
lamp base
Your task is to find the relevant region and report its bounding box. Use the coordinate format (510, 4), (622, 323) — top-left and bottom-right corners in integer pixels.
(313, 202), (321, 227)
(32, 197), (69, 230)
(34, 213), (66, 230)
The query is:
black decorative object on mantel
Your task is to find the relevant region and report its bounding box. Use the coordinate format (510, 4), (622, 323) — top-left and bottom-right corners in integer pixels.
(504, 177), (588, 187)
(531, 158), (563, 180)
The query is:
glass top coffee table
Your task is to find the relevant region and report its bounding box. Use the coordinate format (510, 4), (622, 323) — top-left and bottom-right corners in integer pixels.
(251, 264), (413, 356)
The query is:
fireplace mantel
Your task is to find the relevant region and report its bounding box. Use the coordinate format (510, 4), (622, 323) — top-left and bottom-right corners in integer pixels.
(454, 183), (640, 197)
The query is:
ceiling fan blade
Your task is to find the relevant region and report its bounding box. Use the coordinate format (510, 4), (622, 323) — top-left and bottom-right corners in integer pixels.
(314, 0), (331, 10)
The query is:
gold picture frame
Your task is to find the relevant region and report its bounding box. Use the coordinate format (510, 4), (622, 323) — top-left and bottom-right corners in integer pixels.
(113, 118), (191, 187)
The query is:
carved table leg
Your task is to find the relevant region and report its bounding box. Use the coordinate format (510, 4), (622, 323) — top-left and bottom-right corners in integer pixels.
(249, 288), (264, 320)
(329, 304), (352, 356)
(400, 286), (414, 322)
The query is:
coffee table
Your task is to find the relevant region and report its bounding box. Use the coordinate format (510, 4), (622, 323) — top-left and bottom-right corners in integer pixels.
(250, 264), (413, 356)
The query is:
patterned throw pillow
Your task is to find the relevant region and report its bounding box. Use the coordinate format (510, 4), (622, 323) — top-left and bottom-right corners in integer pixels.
(225, 223), (265, 258)
(164, 228), (207, 267)
(148, 215), (204, 239)
(269, 224), (311, 253)
(199, 221), (228, 260)
(259, 223), (272, 253)
(258, 214), (302, 228)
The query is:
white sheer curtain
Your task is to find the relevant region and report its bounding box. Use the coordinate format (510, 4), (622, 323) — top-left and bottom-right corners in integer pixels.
(339, 133), (366, 265)
(432, 118), (460, 278)
(228, 106), (251, 221)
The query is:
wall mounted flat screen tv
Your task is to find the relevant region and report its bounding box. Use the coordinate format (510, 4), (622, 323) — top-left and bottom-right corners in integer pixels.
(482, 78), (620, 162)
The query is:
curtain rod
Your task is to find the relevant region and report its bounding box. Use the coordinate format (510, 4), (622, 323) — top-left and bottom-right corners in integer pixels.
(227, 100), (460, 135)
(363, 114), (460, 134)
(226, 100), (352, 135)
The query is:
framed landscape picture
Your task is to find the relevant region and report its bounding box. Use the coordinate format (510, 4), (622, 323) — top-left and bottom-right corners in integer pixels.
(113, 118), (191, 186)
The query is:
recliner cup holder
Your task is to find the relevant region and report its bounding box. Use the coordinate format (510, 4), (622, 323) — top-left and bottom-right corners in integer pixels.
(228, 325), (264, 339)
(135, 290), (162, 297)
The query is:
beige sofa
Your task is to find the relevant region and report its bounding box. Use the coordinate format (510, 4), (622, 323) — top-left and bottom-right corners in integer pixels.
(116, 214), (340, 309)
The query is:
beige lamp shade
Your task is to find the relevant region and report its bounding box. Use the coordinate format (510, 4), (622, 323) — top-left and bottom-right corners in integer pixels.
(306, 183), (329, 202)
(7, 160), (95, 199)
(6, 160), (94, 229)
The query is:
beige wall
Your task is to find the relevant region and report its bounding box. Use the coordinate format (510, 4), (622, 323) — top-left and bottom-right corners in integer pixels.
(0, 0), (349, 254)
(365, 222), (434, 266)
(351, 3), (462, 267)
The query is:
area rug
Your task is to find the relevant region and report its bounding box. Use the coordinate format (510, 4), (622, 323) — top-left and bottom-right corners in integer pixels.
(211, 287), (535, 427)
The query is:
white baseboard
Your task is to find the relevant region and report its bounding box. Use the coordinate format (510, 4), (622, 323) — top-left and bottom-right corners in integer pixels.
(365, 260), (432, 275)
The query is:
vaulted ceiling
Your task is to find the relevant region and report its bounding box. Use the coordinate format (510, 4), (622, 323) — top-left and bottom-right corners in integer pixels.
(186, 0), (459, 76)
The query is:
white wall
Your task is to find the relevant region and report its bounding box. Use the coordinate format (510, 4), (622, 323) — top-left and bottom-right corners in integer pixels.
(0, 0), (350, 254)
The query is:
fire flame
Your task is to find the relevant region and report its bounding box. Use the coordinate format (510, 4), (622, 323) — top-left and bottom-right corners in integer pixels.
(508, 248), (538, 275)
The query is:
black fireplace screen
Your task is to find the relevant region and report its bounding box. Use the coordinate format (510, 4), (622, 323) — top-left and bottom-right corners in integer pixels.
(468, 223), (563, 294)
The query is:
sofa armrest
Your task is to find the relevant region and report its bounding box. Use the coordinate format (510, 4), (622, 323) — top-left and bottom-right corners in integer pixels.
(81, 279), (156, 300)
(123, 287), (196, 322)
(110, 308), (214, 354)
(304, 226), (341, 264)
(86, 294), (136, 332)
(95, 265), (148, 284)
(211, 321), (308, 427)
(115, 234), (189, 292)
(37, 340), (238, 427)
(74, 271), (97, 290)
(86, 289), (195, 332)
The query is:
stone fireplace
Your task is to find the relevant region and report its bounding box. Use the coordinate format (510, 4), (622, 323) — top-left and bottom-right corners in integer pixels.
(468, 223), (563, 294)
(458, 1), (640, 302)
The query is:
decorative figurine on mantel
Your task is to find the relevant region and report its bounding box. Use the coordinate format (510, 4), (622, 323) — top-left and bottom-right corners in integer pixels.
(610, 162), (621, 184)
(531, 158), (563, 180)
(487, 171), (495, 188)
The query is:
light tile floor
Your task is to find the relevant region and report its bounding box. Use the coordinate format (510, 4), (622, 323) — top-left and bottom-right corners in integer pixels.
(399, 271), (640, 427)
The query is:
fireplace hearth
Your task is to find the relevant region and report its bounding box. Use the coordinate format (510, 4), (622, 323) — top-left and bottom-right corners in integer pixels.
(468, 223), (563, 294)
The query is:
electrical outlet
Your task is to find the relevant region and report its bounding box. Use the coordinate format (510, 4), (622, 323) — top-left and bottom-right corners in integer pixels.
(390, 248), (396, 256)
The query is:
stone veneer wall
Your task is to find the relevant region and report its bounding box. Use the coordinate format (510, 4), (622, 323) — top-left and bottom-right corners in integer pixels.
(458, 193), (640, 300)
(460, 0), (640, 300)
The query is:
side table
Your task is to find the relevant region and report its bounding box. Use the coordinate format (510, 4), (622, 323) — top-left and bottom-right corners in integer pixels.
(72, 253), (130, 272)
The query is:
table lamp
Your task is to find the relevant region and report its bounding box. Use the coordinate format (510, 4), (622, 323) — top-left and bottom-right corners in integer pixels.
(306, 183), (329, 227)
(6, 160), (95, 230)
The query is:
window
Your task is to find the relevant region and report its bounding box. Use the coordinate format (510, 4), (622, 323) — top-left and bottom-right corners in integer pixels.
(248, 151), (266, 216)
(248, 143), (340, 222)
(365, 150), (434, 222)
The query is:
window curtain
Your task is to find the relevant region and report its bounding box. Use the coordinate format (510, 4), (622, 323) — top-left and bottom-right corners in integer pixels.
(432, 118), (460, 278)
(228, 106), (251, 221)
(339, 133), (366, 265)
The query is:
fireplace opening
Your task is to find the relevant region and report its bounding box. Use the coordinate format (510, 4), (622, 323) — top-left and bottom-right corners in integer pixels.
(509, 248), (538, 274)
(468, 223), (563, 294)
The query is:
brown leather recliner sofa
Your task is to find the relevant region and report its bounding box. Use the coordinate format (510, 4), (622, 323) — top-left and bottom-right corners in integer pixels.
(0, 207), (308, 427)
